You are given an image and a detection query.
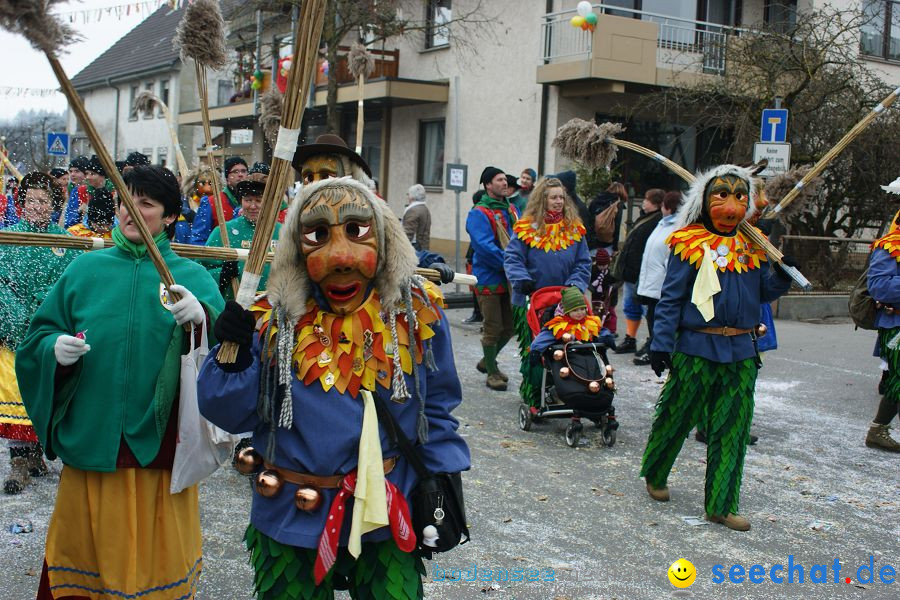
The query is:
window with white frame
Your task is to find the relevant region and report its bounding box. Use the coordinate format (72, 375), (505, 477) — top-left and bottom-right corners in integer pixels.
(417, 119), (445, 188)
(157, 146), (168, 168)
(425, 0), (450, 49)
(143, 82), (154, 119)
(159, 79), (170, 118)
(764, 1), (798, 33)
(861, 0), (900, 61)
(129, 85), (138, 121)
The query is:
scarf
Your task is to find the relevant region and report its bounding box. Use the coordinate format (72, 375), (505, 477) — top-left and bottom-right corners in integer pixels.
(111, 226), (169, 258)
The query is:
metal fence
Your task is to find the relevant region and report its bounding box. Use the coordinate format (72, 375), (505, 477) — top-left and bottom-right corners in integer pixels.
(779, 235), (873, 295)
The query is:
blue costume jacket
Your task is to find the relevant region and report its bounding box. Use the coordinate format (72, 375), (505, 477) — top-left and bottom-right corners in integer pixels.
(651, 226), (791, 363)
(868, 247), (900, 330)
(465, 200), (516, 292)
(197, 289), (470, 550)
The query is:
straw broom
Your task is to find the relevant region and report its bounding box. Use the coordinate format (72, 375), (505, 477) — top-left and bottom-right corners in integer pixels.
(173, 0), (236, 296)
(0, 1), (181, 297)
(348, 43), (374, 154)
(133, 90), (189, 177)
(217, 0), (328, 363)
(552, 118), (813, 290)
(765, 86), (900, 218)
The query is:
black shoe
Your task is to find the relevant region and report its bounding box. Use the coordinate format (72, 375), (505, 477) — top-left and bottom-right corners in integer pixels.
(695, 430), (707, 444)
(636, 339), (650, 356)
(614, 336), (637, 354)
(878, 370), (888, 395)
(749, 434), (759, 445)
(633, 352), (651, 366)
(462, 313), (483, 324)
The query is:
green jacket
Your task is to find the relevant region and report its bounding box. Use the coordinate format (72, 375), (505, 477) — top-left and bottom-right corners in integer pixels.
(0, 221), (78, 349)
(203, 215), (280, 301)
(15, 229), (224, 471)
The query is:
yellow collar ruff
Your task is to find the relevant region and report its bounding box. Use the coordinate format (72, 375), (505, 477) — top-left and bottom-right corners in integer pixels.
(513, 217), (585, 251)
(545, 314), (602, 342)
(251, 282), (444, 397)
(872, 231), (900, 262)
(667, 224), (767, 272)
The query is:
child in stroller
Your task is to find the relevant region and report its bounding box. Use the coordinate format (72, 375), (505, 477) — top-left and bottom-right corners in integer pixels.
(518, 286), (619, 447)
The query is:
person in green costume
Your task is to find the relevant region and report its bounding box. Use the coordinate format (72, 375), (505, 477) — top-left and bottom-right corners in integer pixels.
(0, 172), (79, 495)
(203, 166), (281, 300)
(16, 165), (224, 599)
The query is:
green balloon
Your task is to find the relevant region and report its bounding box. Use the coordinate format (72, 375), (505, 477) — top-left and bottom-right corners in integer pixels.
(585, 12), (598, 25)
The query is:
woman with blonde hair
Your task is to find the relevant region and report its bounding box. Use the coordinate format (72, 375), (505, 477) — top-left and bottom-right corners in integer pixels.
(504, 176), (592, 411)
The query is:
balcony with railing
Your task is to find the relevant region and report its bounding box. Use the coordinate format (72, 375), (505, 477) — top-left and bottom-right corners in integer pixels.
(537, 3), (745, 87)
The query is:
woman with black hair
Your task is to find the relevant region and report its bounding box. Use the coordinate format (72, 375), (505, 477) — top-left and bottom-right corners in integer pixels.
(16, 165), (224, 599)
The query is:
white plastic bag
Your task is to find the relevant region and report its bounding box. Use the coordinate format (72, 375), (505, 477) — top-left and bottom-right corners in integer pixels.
(170, 321), (241, 494)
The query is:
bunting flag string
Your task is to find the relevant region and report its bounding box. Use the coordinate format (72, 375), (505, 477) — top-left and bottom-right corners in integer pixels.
(0, 86), (61, 97)
(51, 1), (188, 25)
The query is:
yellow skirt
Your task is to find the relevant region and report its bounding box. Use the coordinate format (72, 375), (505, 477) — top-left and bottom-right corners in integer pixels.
(0, 346), (38, 441)
(45, 466), (202, 600)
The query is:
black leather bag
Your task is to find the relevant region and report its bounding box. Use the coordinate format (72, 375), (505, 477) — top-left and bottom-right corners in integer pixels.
(374, 395), (469, 559)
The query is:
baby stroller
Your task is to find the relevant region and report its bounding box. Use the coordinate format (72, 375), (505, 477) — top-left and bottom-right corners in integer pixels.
(517, 286), (619, 448)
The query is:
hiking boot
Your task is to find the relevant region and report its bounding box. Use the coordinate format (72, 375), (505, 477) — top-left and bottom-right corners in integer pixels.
(878, 370), (889, 395)
(24, 448), (49, 478)
(706, 513), (751, 531)
(636, 338), (650, 356)
(476, 358), (508, 382)
(865, 422), (900, 452)
(3, 457), (31, 495)
(614, 335), (637, 354)
(486, 373), (508, 391)
(645, 480), (670, 502)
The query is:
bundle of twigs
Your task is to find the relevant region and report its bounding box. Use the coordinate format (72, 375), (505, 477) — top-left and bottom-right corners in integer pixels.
(258, 89), (283, 148)
(765, 86), (900, 218)
(1, 0), (179, 294)
(133, 90), (189, 177)
(760, 166), (822, 221)
(552, 118), (812, 290)
(174, 0), (234, 293)
(348, 42), (374, 154)
(218, 0), (328, 363)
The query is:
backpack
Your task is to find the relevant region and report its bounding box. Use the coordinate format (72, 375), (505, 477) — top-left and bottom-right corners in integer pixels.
(593, 200), (620, 245)
(848, 256), (877, 330)
(474, 205), (512, 249)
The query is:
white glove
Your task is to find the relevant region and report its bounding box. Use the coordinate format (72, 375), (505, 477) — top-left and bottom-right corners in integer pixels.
(168, 284), (205, 326)
(55, 335), (90, 366)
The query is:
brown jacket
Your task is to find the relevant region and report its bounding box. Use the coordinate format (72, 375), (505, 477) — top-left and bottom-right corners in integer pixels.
(402, 202), (431, 251)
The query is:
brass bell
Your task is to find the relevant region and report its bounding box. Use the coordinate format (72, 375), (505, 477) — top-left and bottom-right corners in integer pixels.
(294, 485), (323, 512)
(559, 367), (571, 378)
(605, 377), (615, 389)
(234, 447), (263, 475)
(561, 333), (574, 343)
(605, 364), (614, 375)
(588, 380), (601, 393)
(755, 323), (768, 338)
(255, 469), (283, 498)
(552, 349), (565, 361)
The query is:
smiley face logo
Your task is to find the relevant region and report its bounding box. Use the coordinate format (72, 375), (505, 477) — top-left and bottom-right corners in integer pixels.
(668, 559), (696, 588)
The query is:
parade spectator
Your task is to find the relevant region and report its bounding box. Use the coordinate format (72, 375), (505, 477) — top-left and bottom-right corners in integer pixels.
(67, 188), (116, 239)
(123, 150), (151, 174)
(48, 168), (68, 225)
(506, 174), (526, 216)
(402, 183), (431, 251)
(203, 165), (280, 300)
(466, 166), (517, 390)
(504, 176), (591, 410)
(189, 156), (248, 244)
(612, 188), (664, 355)
(462, 189), (485, 324)
(634, 190), (681, 365)
(17, 165), (223, 598)
(63, 156), (90, 228)
(177, 164), (220, 244)
(0, 172), (78, 495)
(519, 168), (536, 201)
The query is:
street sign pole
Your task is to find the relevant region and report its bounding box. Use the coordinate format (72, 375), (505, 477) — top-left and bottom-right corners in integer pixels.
(453, 76), (461, 295)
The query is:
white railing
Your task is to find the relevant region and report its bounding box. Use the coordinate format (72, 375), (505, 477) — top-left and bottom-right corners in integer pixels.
(541, 3), (744, 75)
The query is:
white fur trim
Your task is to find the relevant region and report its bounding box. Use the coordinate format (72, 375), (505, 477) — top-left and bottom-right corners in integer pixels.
(676, 164), (757, 230)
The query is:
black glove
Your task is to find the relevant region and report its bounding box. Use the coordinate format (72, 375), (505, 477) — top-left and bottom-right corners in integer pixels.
(773, 255), (798, 282)
(517, 280), (536, 295)
(429, 262), (455, 284)
(214, 300), (256, 347)
(649, 351), (673, 377)
(219, 261), (239, 293)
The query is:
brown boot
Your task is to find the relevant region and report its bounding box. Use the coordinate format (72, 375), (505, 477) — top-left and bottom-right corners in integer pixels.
(476, 358), (508, 382)
(706, 513), (751, 531)
(25, 447), (49, 478)
(645, 479), (670, 502)
(3, 457), (31, 495)
(486, 372), (508, 391)
(865, 422), (900, 452)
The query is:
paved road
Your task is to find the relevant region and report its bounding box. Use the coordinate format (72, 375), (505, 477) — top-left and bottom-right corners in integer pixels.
(2, 311), (897, 599)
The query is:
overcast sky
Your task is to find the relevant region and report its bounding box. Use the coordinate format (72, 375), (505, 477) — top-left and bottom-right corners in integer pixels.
(0, 1), (151, 120)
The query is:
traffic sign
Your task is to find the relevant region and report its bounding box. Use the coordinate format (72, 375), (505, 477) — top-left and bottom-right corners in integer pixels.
(46, 132), (69, 156)
(446, 163), (468, 191)
(753, 142), (791, 176)
(760, 109), (788, 143)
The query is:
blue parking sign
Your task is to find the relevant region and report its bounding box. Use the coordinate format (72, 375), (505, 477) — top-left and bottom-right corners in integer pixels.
(760, 109), (788, 143)
(46, 132), (69, 156)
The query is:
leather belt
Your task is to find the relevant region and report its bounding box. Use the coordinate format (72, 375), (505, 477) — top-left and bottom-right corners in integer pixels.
(693, 326), (754, 337)
(263, 456), (397, 489)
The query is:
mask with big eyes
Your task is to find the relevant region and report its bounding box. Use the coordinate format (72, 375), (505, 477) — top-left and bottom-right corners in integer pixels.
(703, 174), (750, 235)
(196, 179), (213, 198)
(300, 190), (378, 314)
(748, 180), (769, 226)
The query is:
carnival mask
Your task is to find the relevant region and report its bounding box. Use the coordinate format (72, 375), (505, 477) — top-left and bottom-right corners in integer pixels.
(300, 155), (344, 184)
(300, 188), (377, 313)
(704, 175), (749, 234)
(196, 179), (213, 198)
(748, 180), (769, 226)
